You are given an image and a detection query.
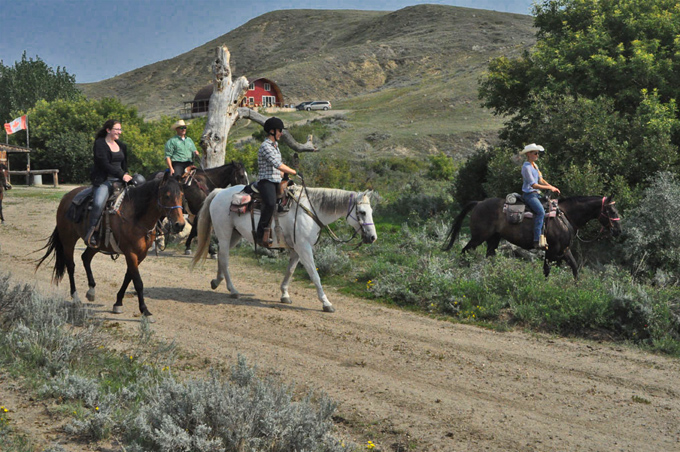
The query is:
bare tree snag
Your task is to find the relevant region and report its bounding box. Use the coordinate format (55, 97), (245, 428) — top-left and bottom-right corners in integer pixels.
(200, 46), (249, 168)
(237, 107), (318, 153)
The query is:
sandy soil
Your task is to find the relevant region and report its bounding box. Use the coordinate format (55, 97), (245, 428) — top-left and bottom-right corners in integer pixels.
(1, 185), (679, 451)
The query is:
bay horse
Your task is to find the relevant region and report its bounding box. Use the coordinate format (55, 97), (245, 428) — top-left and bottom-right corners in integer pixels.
(36, 173), (185, 321)
(442, 195), (621, 279)
(192, 184), (377, 312)
(0, 164), (10, 224)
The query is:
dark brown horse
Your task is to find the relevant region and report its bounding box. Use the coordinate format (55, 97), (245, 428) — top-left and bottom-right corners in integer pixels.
(178, 162), (248, 255)
(443, 195), (621, 278)
(0, 164), (10, 224)
(36, 173), (185, 320)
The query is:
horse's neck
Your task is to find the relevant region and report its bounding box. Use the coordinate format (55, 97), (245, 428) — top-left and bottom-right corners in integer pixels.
(560, 197), (601, 229)
(199, 166), (229, 189)
(306, 189), (353, 226)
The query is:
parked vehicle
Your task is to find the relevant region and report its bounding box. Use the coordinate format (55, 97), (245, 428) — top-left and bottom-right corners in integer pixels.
(306, 101), (332, 111)
(295, 102), (313, 111)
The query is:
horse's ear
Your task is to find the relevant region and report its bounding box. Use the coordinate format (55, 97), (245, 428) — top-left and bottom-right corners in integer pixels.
(161, 170), (170, 186)
(606, 194), (615, 204)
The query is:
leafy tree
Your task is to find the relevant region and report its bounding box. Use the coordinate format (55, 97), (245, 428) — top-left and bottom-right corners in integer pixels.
(478, 0), (680, 200)
(27, 97), (155, 182)
(0, 52), (80, 124)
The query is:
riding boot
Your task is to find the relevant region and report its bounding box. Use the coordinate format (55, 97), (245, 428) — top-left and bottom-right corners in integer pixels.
(85, 225), (99, 248)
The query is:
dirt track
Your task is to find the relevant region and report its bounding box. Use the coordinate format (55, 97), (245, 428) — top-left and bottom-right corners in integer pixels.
(1, 185), (679, 451)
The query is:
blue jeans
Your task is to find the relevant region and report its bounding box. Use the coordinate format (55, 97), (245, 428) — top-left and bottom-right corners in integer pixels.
(90, 180), (116, 228)
(523, 192), (545, 242)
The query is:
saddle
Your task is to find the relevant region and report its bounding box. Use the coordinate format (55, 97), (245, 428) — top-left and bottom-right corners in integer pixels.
(66, 183), (126, 224)
(503, 192), (558, 225)
(230, 179), (295, 249)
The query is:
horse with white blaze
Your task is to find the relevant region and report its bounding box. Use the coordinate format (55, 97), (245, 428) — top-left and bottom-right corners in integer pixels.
(192, 184), (377, 312)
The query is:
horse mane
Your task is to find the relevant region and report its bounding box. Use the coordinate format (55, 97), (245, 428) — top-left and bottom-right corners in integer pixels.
(293, 187), (357, 215)
(126, 177), (181, 221)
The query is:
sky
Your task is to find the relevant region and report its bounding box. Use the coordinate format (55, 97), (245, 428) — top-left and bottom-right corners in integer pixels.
(0, 0), (535, 84)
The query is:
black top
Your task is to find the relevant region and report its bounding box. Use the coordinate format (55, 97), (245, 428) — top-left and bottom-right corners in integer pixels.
(90, 137), (128, 186)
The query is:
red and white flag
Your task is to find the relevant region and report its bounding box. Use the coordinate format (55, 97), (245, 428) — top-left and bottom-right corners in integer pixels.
(4, 115), (27, 135)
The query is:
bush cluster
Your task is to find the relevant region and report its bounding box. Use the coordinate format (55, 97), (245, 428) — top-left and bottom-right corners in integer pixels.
(0, 274), (352, 450)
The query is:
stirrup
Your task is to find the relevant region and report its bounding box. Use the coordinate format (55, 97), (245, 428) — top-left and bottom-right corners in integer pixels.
(85, 228), (99, 249)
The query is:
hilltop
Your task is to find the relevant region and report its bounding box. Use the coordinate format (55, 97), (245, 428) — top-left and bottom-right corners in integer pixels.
(79, 5), (536, 158)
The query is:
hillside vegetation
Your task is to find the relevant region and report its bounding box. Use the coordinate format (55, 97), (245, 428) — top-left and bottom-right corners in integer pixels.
(79, 5), (535, 158)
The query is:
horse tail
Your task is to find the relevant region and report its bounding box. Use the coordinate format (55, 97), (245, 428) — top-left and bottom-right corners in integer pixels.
(442, 201), (478, 251)
(35, 227), (66, 283)
(191, 189), (219, 267)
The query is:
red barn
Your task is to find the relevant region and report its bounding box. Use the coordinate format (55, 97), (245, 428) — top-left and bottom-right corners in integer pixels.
(181, 77), (285, 119)
(241, 78), (284, 108)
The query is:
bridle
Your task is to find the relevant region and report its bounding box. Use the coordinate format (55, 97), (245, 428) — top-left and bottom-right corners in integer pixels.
(599, 196), (620, 231)
(576, 196), (620, 243)
(345, 193), (375, 237)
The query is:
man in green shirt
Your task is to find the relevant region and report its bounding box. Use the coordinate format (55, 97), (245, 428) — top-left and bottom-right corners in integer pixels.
(165, 119), (199, 176)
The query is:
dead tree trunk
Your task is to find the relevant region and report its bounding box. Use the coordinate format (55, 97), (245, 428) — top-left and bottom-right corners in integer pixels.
(200, 46), (249, 168)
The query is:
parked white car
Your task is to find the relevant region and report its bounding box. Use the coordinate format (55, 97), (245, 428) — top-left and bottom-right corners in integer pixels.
(306, 101), (331, 111)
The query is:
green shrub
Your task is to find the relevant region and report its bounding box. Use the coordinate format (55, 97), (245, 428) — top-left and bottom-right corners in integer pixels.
(126, 357), (351, 452)
(623, 171), (680, 280)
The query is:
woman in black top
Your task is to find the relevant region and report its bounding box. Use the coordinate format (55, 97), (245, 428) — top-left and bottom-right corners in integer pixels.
(86, 119), (133, 248)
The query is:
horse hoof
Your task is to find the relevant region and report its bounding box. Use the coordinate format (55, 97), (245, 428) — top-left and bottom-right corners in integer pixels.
(145, 315), (156, 323)
(323, 305), (336, 313)
(228, 293), (239, 299)
(210, 253), (217, 260)
(86, 288), (96, 302)
(72, 292), (82, 305)
(112, 305), (123, 314)
(184, 249), (192, 256)
(210, 279), (220, 290)
(280, 297), (293, 304)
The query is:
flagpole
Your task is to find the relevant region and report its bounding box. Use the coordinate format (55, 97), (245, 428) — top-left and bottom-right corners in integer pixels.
(26, 116), (30, 171)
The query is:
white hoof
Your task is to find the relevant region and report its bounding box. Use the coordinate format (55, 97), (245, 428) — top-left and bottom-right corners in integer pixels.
(72, 292), (82, 305)
(210, 253), (217, 260)
(112, 305), (123, 314)
(184, 249), (192, 256)
(146, 315), (156, 324)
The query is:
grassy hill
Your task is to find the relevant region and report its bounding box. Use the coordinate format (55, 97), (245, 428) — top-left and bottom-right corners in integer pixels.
(79, 5), (536, 159)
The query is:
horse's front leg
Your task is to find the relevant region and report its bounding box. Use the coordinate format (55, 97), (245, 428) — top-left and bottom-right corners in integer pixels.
(296, 243), (334, 313)
(280, 250), (300, 304)
(0, 198), (4, 223)
(184, 215), (197, 255)
(543, 257), (551, 278)
(81, 247), (99, 301)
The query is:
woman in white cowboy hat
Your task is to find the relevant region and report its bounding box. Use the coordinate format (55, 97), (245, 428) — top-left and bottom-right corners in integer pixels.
(520, 143), (560, 249)
(165, 119), (199, 177)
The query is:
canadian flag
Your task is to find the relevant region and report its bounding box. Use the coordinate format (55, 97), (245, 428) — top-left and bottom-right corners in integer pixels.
(4, 115), (27, 135)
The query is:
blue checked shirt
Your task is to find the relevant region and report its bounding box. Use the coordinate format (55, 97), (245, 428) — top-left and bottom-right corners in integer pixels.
(258, 139), (283, 183)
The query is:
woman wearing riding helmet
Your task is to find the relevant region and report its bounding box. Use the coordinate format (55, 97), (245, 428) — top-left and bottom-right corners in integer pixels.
(256, 117), (297, 247)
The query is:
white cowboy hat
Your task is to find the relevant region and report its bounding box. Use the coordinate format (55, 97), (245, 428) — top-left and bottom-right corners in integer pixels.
(171, 119), (187, 131)
(519, 143), (545, 155)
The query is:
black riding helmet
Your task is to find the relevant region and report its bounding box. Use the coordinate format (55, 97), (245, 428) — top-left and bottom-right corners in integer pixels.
(263, 117), (285, 136)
